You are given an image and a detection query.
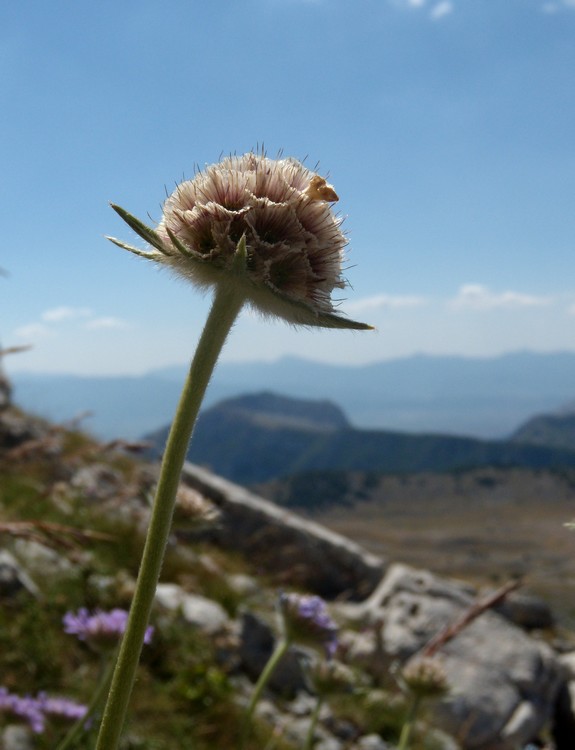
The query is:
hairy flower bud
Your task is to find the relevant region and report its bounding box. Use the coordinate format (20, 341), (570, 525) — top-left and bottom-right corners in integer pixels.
(400, 656), (450, 699)
(108, 151), (372, 330)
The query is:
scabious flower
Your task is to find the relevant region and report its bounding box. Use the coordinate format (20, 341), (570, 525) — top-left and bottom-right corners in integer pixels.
(400, 656), (450, 700)
(0, 688), (89, 734)
(63, 607), (153, 650)
(97, 152), (371, 750)
(0, 688), (44, 733)
(305, 657), (356, 697)
(108, 151), (372, 331)
(278, 592), (339, 658)
(36, 693), (88, 724)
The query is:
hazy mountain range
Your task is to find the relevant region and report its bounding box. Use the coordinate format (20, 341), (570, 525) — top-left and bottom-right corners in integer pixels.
(9, 350), (575, 441)
(144, 391), (575, 485)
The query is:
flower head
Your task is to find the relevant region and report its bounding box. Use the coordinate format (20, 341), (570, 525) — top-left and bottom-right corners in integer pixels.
(63, 607), (153, 651)
(108, 151), (372, 330)
(0, 688), (45, 733)
(278, 592), (339, 658)
(36, 693), (88, 724)
(400, 656), (450, 700)
(0, 689), (89, 734)
(304, 658), (356, 697)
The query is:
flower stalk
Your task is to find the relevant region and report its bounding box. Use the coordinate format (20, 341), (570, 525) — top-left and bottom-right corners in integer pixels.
(98, 151), (371, 748)
(55, 654), (116, 750)
(241, 636), (290, 749)
(94, 242), (246, 749)
(303, 694), (324, 750)
(397, 694), (422, 750)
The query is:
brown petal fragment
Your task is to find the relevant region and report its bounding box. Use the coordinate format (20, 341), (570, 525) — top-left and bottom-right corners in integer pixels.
(304, 175), (339, 202)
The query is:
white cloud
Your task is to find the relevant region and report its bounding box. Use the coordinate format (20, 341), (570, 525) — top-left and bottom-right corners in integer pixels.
(84, 317), (130, 331)
(390, 0), (427, 9)
(41, 306), (92, 323)
(13, 309), (130, 342)
(449, 284), (552, 311)
(541, 0), (575, 11)
(346, 293), (427, 313)
(430, 1), (453, 20)
(13, 322), (53, 340)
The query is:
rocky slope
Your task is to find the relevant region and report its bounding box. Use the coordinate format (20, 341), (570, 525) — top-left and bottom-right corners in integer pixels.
(1, 395), (575, 749)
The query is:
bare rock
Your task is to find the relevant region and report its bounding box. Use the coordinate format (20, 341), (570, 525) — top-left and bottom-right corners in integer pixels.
(0, 409), (43, 451)
(342, 563), (564, 750)
(155, 583), (229, 634)
(1, 725), (35, 750)
(494, 591), (554, 631)
(239, 610), (307, 696)
(181, 463), (385, 601)
(552, 654), (575, 749)
(70, 464), (123, 503)
(0, 373), (10, 410)
(0, 550), (39, 599)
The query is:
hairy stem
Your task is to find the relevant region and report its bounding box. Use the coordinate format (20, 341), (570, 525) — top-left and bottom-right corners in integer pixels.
(95, 283), (244, 749)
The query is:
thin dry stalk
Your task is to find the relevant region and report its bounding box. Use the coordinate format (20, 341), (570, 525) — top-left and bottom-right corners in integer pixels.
(420, 578), (522, 658)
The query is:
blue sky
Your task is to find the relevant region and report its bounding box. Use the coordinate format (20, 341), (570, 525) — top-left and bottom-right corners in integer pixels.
(1, 0), (574, 374)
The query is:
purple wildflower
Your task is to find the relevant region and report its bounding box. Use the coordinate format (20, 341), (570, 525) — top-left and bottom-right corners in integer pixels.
(0, 688), (89, 734)
(278, 593), (338, 658)
(36, 692), (89, 723)
(0, 688), (45, 733)
(63, 607), (153, 650)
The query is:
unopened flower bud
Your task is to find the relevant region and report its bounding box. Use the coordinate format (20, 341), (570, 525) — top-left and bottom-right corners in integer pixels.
(400, 656), (450, 700)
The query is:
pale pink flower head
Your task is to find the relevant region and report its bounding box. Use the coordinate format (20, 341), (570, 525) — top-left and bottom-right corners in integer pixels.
(108, 151), (372, 330)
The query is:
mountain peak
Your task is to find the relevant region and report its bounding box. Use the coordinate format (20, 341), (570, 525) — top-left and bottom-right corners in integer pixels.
(208, 391), (350, 433)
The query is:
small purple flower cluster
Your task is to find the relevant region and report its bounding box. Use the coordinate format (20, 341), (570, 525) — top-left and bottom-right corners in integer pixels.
(0, 687), (87, 733)
(279, 592), (339, 658)
(63, 607), (153, 649)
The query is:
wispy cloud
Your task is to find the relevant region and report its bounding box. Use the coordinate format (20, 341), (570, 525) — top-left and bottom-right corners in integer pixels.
(449, 284), (552, 311)
(430, 1), (454, 20)
(13, 307), (130, 342)
(41, 306), (92, 323)
(392, 0), (427, 8)
(14, 323), (53, 340)
(391, 0), (454, 18)
(541, 0), (575, 11)
(346, 293), (427, 313)
(84, 317), (131, 331)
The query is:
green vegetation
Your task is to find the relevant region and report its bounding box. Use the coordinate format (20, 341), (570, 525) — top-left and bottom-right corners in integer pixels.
(0, 409), (451, 749)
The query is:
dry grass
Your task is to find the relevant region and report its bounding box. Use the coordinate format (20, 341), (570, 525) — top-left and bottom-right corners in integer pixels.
(302, 467), (575, 628)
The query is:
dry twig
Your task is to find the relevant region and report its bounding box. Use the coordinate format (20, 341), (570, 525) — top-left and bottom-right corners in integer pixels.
(420, 578), (522, 658)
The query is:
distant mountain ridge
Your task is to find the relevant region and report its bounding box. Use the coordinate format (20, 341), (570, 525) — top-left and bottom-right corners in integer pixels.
(511, 407), (575, 453)
(10, 350), (575, 440)
(145, 391), (575, 485)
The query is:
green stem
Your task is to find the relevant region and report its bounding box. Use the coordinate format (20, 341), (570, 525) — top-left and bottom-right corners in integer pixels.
(241, 637), (291, 749)
(95, 283), (244, 750)
(397, 694), (422, 750)
(55, 653), (117, 750)
(303, 694), (324, 750)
